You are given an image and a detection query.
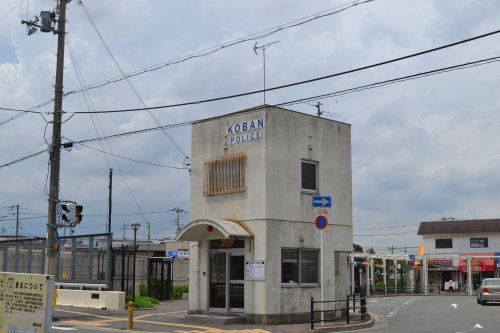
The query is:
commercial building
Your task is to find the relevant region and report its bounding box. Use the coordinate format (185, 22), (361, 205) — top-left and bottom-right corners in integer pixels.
(177, 105), (353, 323)
(418, 219), (500, 290)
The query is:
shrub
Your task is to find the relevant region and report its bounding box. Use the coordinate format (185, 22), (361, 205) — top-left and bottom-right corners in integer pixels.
(172, 285), (188, 300)
(139, 282), (147, 297)
(134, 296), (160, 309)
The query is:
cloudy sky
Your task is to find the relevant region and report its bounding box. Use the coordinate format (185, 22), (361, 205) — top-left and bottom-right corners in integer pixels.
(0, 0), (499, 252)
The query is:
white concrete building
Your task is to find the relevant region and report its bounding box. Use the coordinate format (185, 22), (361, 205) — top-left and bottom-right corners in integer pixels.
(177, 105), (353, 323)
(418, 219), (500, 290)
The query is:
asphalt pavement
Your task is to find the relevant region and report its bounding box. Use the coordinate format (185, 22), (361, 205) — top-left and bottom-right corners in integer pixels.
(50, 296), (500, 333)
(362, 295), (499, 333)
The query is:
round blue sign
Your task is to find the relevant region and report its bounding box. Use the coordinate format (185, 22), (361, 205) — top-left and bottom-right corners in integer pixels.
(314, 215), (329, 230)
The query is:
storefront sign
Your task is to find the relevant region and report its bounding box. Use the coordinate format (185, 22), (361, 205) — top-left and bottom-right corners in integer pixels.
(0, 272), (54, 333)
(245, 260), (265, 280)
(226, 118), (265, 145)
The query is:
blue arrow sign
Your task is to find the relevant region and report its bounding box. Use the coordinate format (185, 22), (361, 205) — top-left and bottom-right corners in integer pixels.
(312, 196), (332, 208)
(168, 251), (178, 259)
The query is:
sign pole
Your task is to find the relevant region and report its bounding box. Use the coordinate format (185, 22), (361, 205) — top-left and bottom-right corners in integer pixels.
(320, 229), (324, 325)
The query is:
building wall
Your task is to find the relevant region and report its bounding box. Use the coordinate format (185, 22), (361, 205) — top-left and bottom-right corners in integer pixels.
(190, 108), (267, 222)
(423, 232), (500, 255)
(189, 106), (352, 322)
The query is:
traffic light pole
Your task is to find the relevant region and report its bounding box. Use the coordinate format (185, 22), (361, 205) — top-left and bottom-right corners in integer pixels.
(45, 0), (68, 275)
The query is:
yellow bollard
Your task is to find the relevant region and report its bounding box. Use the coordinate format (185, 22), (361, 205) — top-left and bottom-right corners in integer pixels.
(128, 301), (134, 330)
(52, 289), (58, 309)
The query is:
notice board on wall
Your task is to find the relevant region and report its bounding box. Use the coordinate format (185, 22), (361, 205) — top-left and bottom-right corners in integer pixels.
(245, 260), (265, 280)
(0, 272), (54, 333)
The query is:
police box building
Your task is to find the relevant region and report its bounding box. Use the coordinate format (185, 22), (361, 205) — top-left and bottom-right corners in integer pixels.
(177, 105), (353, 324)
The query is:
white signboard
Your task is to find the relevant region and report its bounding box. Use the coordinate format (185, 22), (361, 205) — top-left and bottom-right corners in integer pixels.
(0, 272), (54, 333)
(226, 118), (265, 145)
(245, 260), (265, 280)
(178, 250), (190, 259)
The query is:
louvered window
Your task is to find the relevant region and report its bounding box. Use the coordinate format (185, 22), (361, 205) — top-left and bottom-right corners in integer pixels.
(204, 153), (246, 197)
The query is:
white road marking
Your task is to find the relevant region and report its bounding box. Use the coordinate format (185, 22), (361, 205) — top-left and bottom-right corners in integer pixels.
(451, 303), (459, 309)
(52, 327), (77, 331)
(473, 323), (483, 329)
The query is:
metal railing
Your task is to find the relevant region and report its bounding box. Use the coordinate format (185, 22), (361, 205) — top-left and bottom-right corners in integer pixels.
(370, 283), (467, 295)
(310, 292), (368, 329)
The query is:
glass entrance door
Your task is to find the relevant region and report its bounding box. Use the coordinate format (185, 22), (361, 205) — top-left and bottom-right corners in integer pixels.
(209, 246), (244, 311)
(229, 254), (244, 309)
(209, 252), (226, 308)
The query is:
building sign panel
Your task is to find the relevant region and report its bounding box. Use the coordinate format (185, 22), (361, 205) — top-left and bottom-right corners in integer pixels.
(226, 118), (265, 145)
(0, 272), (54, 333)
(245, 260), (265, 280)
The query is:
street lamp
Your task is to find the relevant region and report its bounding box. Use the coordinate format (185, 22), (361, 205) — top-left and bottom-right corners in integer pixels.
(130, 222), (141, 302)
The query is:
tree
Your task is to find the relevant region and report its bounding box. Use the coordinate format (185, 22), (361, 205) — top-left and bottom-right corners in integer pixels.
(353, 243), (363, 253)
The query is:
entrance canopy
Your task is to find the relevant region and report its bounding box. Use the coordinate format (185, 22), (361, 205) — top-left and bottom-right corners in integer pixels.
(176, 219), (252, 242)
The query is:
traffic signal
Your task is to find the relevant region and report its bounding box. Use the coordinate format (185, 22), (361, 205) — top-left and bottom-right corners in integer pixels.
(74, 205), (83, 224)
(59, 203), (72, 223)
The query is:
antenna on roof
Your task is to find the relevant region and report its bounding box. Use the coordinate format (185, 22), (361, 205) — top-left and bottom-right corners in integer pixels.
(441, 212), (456, 221)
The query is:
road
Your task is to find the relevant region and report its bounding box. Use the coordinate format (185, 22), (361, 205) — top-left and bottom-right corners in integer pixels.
(50, 296), (500, 333)
(362, 295), (499, 333)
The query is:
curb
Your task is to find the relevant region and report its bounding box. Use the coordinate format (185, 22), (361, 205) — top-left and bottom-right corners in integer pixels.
(311, 315), (375, 332)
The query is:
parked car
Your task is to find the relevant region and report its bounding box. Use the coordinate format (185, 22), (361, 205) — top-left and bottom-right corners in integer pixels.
(476, 278), (500, 305)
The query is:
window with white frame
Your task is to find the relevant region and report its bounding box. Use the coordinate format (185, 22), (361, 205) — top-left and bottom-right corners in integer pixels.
(470, 237), (488, 248)
(281, 248), (319, 284)
(435, 238), (453, 249)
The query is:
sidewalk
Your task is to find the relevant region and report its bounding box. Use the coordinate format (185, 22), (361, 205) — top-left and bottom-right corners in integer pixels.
(54, 301), (374, 333)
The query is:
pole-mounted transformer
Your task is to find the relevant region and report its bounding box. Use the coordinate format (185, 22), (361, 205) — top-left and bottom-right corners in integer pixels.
(40, 11), (56, 33)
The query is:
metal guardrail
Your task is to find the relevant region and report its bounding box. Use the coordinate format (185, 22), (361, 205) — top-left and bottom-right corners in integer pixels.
(310, 292), (368, 330)
(369, 283), (466, 295)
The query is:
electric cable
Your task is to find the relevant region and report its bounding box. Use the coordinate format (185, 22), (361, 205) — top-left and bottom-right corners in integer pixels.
(73, 141), (188, 169)
(1, 55), (499, 169)
(65, 37), (151, 229)
(0, 0), (24, 21)
(67, 36), (112, 169)
(79, 1), (189, 161)
(68, 0), (374, 97)
(7, 165), (46, 194)
(355, 223), (419, 231)
(66, 28), (500, 114)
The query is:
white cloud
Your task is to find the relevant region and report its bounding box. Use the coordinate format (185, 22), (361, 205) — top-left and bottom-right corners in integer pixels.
(0, 0), (499, 247)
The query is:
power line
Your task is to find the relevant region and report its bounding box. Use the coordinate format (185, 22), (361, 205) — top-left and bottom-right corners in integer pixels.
(2, 55), (499, 170)
(354, 222), (419, 231)
(64, 0), (374, 97)
(280, 56), (500, 107)
(0, 150), (46, 169)
(7, 165), (46, 194)
(0, 0), (23, 21)
(65, 28), (500, 114)
(354, 232), (418, 237)
(79, 0), (189, 161)
(65, 35), (151, 229)
(2, 28), (500, 117)
(73, 141), (188, 169)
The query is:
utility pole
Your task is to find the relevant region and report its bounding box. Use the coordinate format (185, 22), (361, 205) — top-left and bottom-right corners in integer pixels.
(15, 204), (19, 240)
(315, 101), (324, 117)
(147, 222), (151, 258)
(107, 168), (113, 289)
(107, 168), (113, 234)
(170, 207), (187, 234)
(121, 224), (129, 240)
(23, 0), (69, 275)
(253, 41), (279, 104)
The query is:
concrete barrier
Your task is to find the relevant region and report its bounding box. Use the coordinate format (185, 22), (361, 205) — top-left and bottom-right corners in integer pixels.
(56, 289), (125, 310)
